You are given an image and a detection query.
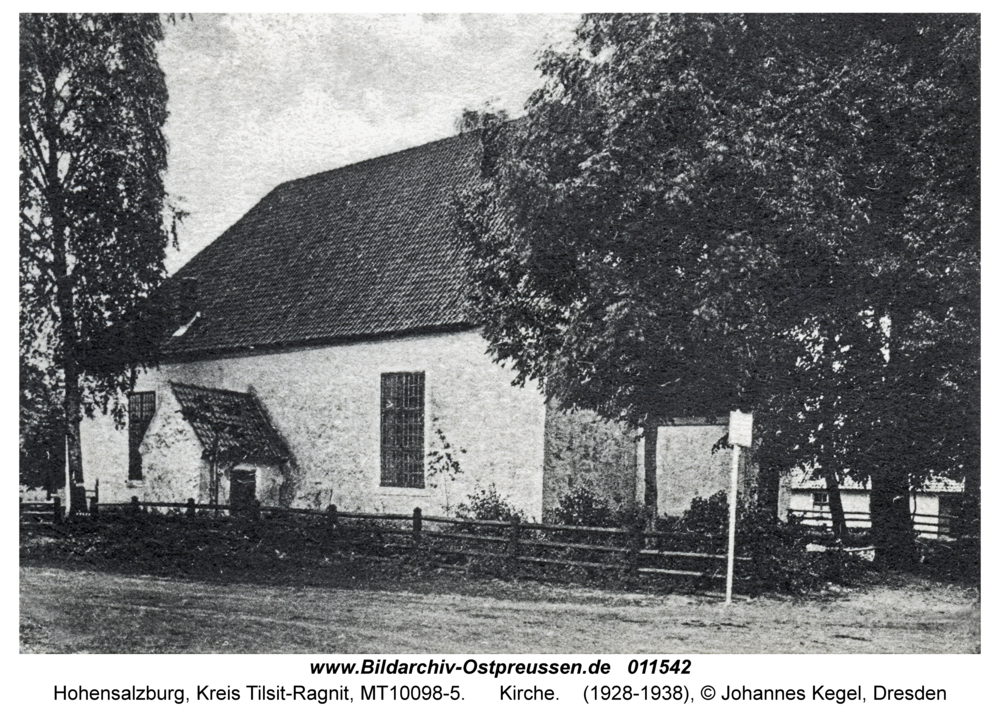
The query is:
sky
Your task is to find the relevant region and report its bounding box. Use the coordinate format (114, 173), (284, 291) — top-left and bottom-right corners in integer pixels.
(157, 13), (580, 272)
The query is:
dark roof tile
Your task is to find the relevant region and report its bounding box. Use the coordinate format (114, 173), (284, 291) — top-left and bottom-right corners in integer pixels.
(160, 132), (481, 357)
(171, 382), (289, 463)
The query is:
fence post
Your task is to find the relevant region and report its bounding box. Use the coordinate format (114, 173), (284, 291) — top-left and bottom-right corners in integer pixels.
(186, 498), (196, 517)
(89, 495), (99, 518)
(507, 515), (521, 560)
(326, 504), (338, 548)
(53, 496), (62, 524)
(625, 512), (643, 582)
(413, 507), (422, 543)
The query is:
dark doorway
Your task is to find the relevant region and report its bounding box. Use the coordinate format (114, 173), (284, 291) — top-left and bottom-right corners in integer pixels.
(230, 469), (257, 515)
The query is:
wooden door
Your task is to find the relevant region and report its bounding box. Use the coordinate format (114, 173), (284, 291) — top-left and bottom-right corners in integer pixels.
(230, 469), (257, 515)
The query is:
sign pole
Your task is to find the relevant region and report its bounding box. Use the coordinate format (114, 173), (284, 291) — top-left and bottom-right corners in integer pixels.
(725, 443), (740, 606)
(725, 410), (753, 606)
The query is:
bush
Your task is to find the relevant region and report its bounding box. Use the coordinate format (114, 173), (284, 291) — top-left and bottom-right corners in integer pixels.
(919, 535), (980, 585)
(545, 487), (619, 528)
(677, 491), (873, 595)
(454, 483), (524, 523)
(677, 491), (730, 535)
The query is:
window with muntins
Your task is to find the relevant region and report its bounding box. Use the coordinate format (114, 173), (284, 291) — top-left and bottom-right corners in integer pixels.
(380, 372), (425, 488)
(128, 391), (156, 482)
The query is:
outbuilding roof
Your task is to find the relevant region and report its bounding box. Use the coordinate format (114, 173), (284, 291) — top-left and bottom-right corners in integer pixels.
(171, 382), (289, 463)
(159, 131), (482, 358)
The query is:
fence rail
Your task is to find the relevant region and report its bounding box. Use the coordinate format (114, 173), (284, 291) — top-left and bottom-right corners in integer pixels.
(19, 497), (62, 523)
(46, 495), (961, 578)
(31, 495), (748, 581)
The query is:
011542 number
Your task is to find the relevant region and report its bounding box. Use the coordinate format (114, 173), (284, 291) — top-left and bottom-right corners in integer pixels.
(627, 659), (691, 675)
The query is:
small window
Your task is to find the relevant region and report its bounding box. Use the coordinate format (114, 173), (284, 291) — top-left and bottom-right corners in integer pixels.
(128, 391), (156, 482)
(380, 372), (424, 488)
(812, 491), (829, 508)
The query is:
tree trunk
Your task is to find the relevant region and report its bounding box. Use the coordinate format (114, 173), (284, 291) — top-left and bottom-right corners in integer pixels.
(869, 464), (916, 568)
(867, 307), (916, 568)
(60, 266), (86, 514)
(52, 190), (86, 515)
(643, 422), (658, 521)
(957, 442), (980, 538)
(63, 379), (86, 515)
(824, 473), (848, 541)
(755, 454), (782, 519)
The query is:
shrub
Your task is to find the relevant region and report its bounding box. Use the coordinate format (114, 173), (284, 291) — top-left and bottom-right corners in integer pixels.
(920, 535), (980, 585)
(546, 487), (619, 528)
(677, 491), (730, 535)
(454, 483), (524, 523)
(677, 490), (873, 595)
(426, 426), (465, 482)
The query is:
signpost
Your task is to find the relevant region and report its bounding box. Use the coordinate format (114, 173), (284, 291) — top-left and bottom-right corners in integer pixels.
(726, 410), (753, 605)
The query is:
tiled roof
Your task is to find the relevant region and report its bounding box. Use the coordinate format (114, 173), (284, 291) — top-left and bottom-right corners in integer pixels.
(171, 382), (289, 463)
(159, 132), (482, 357)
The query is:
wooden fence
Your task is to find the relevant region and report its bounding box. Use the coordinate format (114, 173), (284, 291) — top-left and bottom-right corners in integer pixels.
(69, 496), (751, 581)
(19, 496), (63, 523)
(789, 508), (957, 537)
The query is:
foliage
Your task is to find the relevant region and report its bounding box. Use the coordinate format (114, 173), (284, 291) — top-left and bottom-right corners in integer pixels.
(545, 487), (619, 528)
(19, 358), (63, 491)
(454, 483), (524, 523)
(458, 14), (979, 567)
(21, 499), (879, 596)
(20, 14), (181, 510)
(676, 491), (731, 537)
(678, 491), (873, 594)
(919, 535), (980, 586)
(426, 425), (466, 513)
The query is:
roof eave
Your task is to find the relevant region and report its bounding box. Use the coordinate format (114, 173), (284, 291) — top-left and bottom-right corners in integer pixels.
(159, 321), (481, 363)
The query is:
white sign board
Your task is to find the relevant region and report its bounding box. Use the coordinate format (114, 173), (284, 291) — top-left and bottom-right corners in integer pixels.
(729, 410), (753, 447)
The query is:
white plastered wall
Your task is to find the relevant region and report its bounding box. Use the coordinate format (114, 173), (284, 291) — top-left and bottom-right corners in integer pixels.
(80, 330), (548, 519)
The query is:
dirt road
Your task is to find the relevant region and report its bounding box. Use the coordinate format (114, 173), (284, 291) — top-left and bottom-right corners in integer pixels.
(20, 566), (978, 654)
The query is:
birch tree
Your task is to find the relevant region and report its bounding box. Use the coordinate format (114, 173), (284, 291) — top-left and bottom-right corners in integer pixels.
(20, 14), (181, 512)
